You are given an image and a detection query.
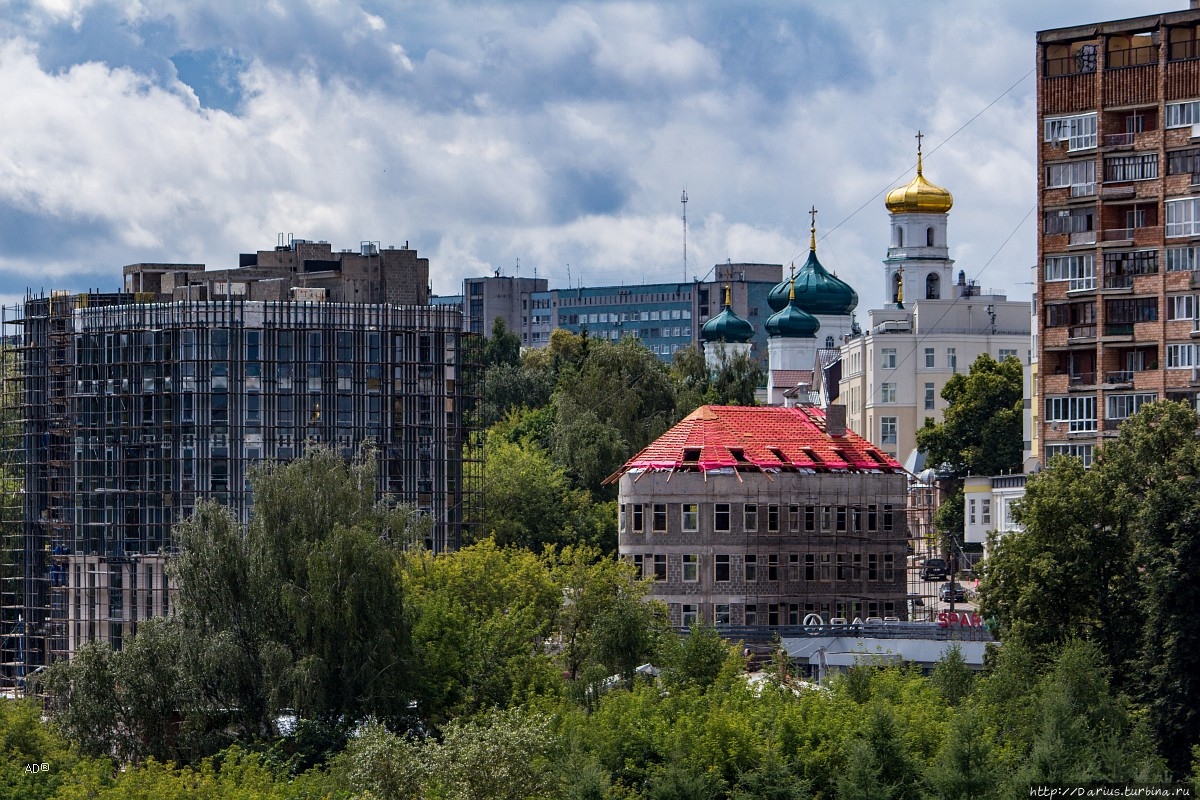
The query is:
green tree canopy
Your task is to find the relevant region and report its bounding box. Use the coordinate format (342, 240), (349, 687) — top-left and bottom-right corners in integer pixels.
(916, 354), (1023, 478)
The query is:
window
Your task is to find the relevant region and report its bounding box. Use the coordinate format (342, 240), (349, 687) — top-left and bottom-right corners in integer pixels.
(1167, 246), (1200, 271)
(1104, 298), (1158, 324)
(1103, 250), (1158, 287)
(881, 348), (896, 369)
(868, 553), (878, 581)
(880, 383), (896, 403)
(1044, 206), (1096, 237)
(820, 553), (831, 581)
(619, 504), (626, 532)
(946, 348), (957, 371)
(924, 347), (935, 368)
(883, 505), (894, 531)
(1168, 147), (1200, 176)
(805, 505), (816, 531)
(714, 503), (730, 531)
(681, 604), (698, 627)
(1044, 112), (1097, 150)
(883, 554), (895, 582)
(999, 349), (1018, 361)
(1170, 295), (1197, 320)
(715, 554), (730, 582)
(744, 604), (757, 626)
(879, 416), (898, 446)
(968, 498), (977, 525)
(743, 503), (758, 531)
(632, 505), (644, 532)
(1168, 343), (1197, 368)
(653, 554), (666, 581)
(767, 505), (780, 532)
(789, 553), (800, 581)
(1107, 393), (1158, 421)
(681, 503), (698, 532)
(682, 554), (698, 582)
(1166, 100), (1200, 128)
(1167, 198), (1200, 238)
(805, 553), (816, 581)
(767, 554), (779, 581)
(788, 504), (800, 531)
(744, 555), (757, 582)
(1045, 396), (1098, 431)
(836, 507), (847, 532)
(1046, 159), (1096, 195)
(924, 383), (936, 410)
(1104, 153), (1158, 182)
(652, 503), (667, 532)
(714, 604), (730, 625)
(1045, 443), (1094, 467)
(1045, 254), (1096, 291)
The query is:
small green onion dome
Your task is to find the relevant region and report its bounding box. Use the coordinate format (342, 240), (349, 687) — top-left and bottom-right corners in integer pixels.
(701, 285), (755, 344)
(766, 284), (820, 338)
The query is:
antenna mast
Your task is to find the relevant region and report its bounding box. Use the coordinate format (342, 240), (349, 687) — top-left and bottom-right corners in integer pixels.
(681, 188), (689, 283)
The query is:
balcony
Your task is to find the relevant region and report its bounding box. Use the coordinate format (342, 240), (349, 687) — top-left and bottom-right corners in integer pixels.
(1068, 324), (1097, 340)
(1102, 227), (1136, 242)
(1070, 231), (1098, 246)
(1103, 370), (1134, 385)
(1102, 273), (1134, 290)
(1100, 184), (1137, 200)
(1104, 132), (1135, 148)
(1103, 322), (1135, 338)
(1068, 276), (1097, 293)
(1069, 372), (1096, 388)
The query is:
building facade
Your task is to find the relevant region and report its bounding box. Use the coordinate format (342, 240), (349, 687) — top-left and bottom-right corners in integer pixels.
(1, 249), (477, 683)
(1037, 5), (1200, 466)
(841, 142), (1032, 459)
(447, 263), (784, 362)
(611, 405), (909, 628)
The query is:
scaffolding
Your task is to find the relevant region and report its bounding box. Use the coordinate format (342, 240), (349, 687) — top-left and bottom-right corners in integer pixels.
(0, 294), (480, 686)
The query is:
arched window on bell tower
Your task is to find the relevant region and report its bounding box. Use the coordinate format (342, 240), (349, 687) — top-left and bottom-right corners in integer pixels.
(926, 226), (935, 246)
(896, 227), (904, 247)
(926, 272), (940, 299)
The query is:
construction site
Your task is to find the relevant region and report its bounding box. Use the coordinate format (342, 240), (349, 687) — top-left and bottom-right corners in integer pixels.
(0, 290), (480, 687)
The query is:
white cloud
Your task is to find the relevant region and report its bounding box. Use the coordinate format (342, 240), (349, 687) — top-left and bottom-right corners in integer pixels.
(0, 0), (1173, 314)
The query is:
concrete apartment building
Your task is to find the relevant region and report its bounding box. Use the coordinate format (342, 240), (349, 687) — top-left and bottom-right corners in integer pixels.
(1037, 3), (1200, 466)
(840, 144), (1031, 459)
(611, 405), (909, 628)
(0, 238), (476, 684)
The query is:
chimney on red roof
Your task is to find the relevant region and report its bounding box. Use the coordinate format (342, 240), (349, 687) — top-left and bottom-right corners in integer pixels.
(826, 404), (847, 437)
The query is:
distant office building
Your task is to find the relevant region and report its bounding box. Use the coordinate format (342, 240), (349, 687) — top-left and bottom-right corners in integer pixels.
(0, 239), (476, 684)
(840, 142), (1032, 459)
(451, 263), (784, 363)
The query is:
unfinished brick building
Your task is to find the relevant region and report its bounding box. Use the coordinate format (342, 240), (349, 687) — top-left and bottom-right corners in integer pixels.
(610, 404), (909, 627)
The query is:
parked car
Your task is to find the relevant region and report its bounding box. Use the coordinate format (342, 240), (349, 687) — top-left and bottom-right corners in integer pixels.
(939, 581), (968, 603)
(922, 557), (948, 581)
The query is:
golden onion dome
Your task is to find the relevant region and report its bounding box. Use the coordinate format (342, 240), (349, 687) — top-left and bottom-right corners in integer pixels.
(885, 141), (953, 215)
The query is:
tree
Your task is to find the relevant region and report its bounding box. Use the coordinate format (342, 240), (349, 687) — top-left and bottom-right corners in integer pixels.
(552, 337), (676, 492)
(924, 709), (997, 800)
(930, 644), (973, 707)
(915, 354), (1023, 478)
(916, 354), (1022, 546)
(480, 428), (611, 552)
(484, 317), (521, 369)
(658, 622), (736, 692)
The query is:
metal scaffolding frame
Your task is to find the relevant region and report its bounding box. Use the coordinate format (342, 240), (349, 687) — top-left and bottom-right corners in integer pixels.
(0, 293), (480, 686)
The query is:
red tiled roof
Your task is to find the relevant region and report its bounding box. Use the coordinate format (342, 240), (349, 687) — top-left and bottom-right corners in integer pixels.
(604, 405), (902, 483)
(770, 369), (813, 387)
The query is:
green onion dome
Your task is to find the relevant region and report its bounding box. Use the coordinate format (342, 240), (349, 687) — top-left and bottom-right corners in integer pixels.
(700, 285), (755, 344)
(766, 283), (820, 338)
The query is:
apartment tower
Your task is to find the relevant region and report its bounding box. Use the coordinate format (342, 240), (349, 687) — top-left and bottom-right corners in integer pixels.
(1037, 4), (1200, 465)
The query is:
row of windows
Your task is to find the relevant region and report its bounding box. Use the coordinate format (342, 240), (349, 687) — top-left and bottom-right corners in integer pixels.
(1046, 248), (1200, 279)
(621, 502), (896, 534)
(1044, 443), (1094, 467)
(629, 552), (898, 583)
(563, 309), (692, 324)
(674, 600), (900, 628)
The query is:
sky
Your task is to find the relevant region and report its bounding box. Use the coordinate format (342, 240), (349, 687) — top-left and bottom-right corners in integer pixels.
(0, 0), (1177, 314)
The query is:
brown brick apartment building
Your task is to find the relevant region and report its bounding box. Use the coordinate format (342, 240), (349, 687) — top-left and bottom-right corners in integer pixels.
(610, 405), (909, 627)
(1038, 3), (1200, 464)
